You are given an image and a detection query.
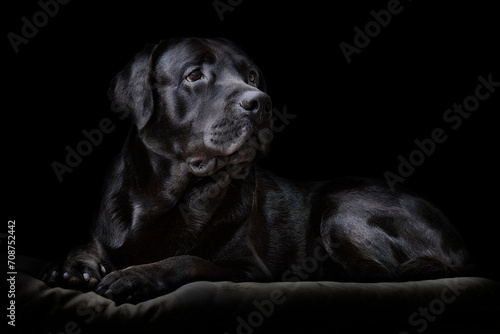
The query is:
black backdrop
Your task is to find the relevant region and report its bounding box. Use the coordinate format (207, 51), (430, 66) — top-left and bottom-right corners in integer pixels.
(4, 0), (499, 279)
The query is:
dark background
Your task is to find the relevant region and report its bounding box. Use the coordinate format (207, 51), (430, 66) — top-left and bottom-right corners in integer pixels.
(4, 1), (499, 279)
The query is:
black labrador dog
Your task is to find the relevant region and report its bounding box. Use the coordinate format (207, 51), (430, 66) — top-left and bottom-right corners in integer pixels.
(43, 37), (473, 304)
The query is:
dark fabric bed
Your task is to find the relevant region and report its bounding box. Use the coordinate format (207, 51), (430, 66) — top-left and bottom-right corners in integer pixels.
(16, 256), (500, 334)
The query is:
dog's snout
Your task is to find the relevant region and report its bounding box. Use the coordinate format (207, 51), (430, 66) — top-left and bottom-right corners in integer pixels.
(240, 91), (272, 124)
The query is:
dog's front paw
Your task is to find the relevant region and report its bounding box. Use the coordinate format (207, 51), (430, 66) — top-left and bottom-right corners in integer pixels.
(41, 243), (106, 291)
(41, 258), (106, 291)
(95, 265), (165, 304)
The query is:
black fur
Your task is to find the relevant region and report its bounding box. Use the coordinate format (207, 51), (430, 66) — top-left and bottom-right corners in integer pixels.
(42, 38), (473, 304)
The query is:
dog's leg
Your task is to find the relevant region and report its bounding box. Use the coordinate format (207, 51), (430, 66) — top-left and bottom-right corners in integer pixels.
(95, 255), (247, 304)
(398, 256), (468, 280)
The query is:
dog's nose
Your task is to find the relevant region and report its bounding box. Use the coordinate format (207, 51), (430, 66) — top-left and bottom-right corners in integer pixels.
(240, 91), (272, 124)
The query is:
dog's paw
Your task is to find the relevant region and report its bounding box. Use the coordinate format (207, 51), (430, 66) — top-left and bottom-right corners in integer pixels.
(95, 266), (164, 304)
(41, 258), (106, 291)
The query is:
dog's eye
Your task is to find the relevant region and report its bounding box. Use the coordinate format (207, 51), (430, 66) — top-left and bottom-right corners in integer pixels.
(248, 71), (257, 84)
(186, 69), (203, 82)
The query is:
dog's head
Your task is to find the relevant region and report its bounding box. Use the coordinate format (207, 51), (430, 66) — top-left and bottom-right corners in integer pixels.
(109, 37), (272, 178)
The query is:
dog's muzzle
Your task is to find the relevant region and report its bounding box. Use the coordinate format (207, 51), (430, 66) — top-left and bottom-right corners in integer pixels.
(189, 123), (272, 178)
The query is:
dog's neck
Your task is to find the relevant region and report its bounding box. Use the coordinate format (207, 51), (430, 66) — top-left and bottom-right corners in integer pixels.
(95, 127), (256, 250)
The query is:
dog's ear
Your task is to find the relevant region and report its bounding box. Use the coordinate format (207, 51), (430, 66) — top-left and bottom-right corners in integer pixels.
(108, 44), (158, 129)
